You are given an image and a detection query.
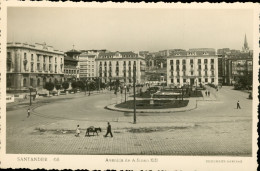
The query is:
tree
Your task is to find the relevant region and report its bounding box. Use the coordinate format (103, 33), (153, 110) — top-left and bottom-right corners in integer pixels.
(55, 84), (61, 91)
(71, 81), (78, 90)
(45, 82), (54, 96)
(77, 81), (85, 90)
(62, 82), (69, 91)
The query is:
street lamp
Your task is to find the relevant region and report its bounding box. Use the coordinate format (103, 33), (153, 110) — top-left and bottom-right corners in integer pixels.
(133, 64), (136, 124)
(124, 84), (127, 103)
(29, 86), (33, 106)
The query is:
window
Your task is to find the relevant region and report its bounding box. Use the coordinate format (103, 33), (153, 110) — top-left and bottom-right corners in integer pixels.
(191, 71), (193, 75)
(205, 78), (208, 83)
(37, 78), (40, 86)
(171, 79), (173, 83)
(23, 78), (27, 87)
(211, 65), (214, 69)
(198, 59), (201, 64)
(170, 60), (173, 65)
(211, 59), (214, 63)
(211, 71), (214, 76)
(31, 63), (34, 72)
(24, 53), (27, 60)
(177, 79), (180, 83)
(171, 72), (173, 76)
(204, 59), (208, 63)
(205, 71), (207, 75)
(191, 64), (193, 68)
(55, 57), (57, 63)
(37, 55), (40, 62)
(211, 78), (214, 83)
(37, 63), (40, 71)
(199, 78), (201, 82)
(177, 71), (180, 76)
(183, 65), (186, 70)
(171, 65), (174, 70)
(198, 65), (201, 69)
(176, 60), (180, 65)
(190, 59), (193, 64)
(61, 58), (63, 63)
(182, 59), (186, 64)
(31, 54), (34, 61)
(205, 65), (208, 69)
(183, 71), (186, 76)
(183, 79), (186, 83)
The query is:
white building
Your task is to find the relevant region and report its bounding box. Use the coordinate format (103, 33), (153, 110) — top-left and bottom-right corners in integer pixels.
(78, 53), (97, 80)
(167, 49), (218, 87)
(96, 51), (146, 84)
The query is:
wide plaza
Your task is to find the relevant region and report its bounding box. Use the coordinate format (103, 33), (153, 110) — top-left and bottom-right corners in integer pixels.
(6, 86), (252, 155)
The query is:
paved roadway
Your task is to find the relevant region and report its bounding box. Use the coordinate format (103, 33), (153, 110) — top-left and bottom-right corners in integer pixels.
(6, 86), (253, 155)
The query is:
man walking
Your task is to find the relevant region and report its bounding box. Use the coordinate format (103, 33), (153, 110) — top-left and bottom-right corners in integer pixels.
(27, 108), (30, 118)
(237, 100), (241, 109)
(104, 122), (113, 137)
(205, 90), (208, 96)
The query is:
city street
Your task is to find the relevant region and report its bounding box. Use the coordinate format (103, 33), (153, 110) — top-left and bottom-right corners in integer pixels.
(6, 86), (252, 156)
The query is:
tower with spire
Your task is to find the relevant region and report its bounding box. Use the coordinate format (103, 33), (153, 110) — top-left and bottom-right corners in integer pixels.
(242, 34), (249, 53)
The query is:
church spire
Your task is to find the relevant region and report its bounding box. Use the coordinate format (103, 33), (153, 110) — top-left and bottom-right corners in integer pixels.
(244, 34), (248, 49)
(242, 34), (249, 52)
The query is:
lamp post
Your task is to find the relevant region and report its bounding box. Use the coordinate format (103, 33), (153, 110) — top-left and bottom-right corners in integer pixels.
(29, 86), (33, 106)
(85, 80), (87, 95)
(88, 80), (91, 96)
(124, 84), (127, 103)
(133, 64), (136, 124)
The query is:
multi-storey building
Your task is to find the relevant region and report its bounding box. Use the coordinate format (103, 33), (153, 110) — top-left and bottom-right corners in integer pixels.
(96, 51), (145, 84)
(64, 49), (80, 81)
(217, 34), (253, 85)
(78, 52), (97, 80)
(64, 56), (79, 82)
(6, 42), (64, 91)
(167, 49), (218, 87)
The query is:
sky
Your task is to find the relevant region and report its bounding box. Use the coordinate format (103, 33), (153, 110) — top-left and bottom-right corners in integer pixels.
(7, 7), (254, 52)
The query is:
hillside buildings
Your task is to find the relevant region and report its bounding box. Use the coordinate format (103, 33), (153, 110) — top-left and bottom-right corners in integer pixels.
(7, 42), (64, 91)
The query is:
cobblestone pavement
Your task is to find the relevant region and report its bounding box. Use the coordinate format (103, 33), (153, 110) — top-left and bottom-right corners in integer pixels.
(6, 86), (252, 156)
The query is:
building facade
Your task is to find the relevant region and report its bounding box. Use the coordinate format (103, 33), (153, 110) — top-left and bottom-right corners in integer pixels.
(166, 49), (218, 87)
(78, 52), (97, 80)
(64, 56), (79, 82)
(7, 42), (64, 91)
(96, 52), (145, 84)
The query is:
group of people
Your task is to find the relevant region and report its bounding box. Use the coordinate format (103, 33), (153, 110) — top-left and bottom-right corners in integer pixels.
(205, 90), (210, 96)
(75, 122), (113, 137)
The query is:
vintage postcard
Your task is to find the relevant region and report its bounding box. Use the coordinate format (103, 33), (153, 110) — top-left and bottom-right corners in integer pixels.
(0, 1), (258, 170)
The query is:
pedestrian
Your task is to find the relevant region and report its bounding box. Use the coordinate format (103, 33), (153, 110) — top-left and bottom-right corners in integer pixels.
(27, 108), (30, 118)
(208, 91), (210, 96)
(104, 122), (113, 137)
(237, 100), (241, 109)
(205, 90), (208, 96)
(75, 125), (80, 137)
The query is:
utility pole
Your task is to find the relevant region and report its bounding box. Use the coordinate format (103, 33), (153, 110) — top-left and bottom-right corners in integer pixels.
(29, 87), (32, 106)
(125, 85), (127, 103)
(133, 64), (136, 124)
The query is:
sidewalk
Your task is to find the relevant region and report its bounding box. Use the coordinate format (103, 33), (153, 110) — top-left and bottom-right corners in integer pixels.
(6, 90), (109, 111)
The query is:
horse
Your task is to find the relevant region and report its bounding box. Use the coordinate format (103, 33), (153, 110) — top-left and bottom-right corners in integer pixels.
(85, 126), (102, 136)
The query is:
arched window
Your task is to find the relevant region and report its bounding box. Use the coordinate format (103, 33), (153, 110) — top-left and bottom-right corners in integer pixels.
(23, 78), (27, 87)
(37, 78), (41, 86)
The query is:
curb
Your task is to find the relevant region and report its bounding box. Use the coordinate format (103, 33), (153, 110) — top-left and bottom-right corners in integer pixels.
(105, 100), (198, 113)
